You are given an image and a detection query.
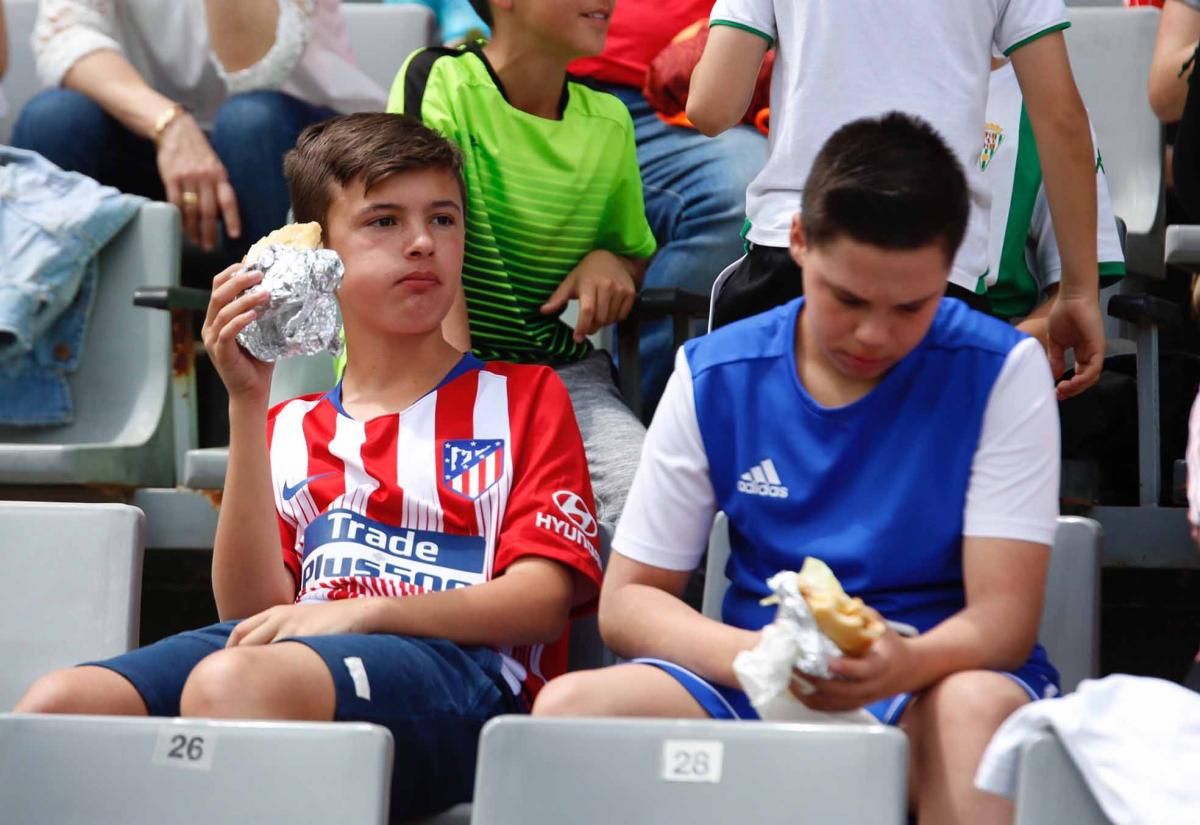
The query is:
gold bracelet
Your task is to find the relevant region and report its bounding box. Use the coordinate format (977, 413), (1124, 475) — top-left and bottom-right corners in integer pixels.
(151, 103), (185, 144)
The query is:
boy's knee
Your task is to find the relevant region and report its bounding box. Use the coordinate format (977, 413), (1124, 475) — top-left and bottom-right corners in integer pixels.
(531, 672), (600, 717)
(179, 648), (262, 717)
(920, 671), (1029, 733)
(15, 668), (94, 714)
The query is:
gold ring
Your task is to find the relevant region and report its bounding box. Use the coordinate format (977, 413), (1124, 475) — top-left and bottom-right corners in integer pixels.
(181, 191), (199, 207)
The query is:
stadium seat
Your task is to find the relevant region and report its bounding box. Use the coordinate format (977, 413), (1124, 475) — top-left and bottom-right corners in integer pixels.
(342, 4), (437, 92)
(0, 714), (394, 825)
(0, 202), (180, 488)
(0, 0), (37, 144)
(469, 716), (909, 825)
(0, 502), (143, 711)
(703, 514), (1102, 693)
(1013, 730), (1113, 825)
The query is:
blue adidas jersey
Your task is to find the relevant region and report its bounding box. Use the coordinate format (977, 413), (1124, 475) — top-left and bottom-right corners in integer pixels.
(616, 297), (1059, 678)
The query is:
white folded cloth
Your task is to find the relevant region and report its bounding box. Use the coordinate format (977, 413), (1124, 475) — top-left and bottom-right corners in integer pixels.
(976, 674), (1200, 825)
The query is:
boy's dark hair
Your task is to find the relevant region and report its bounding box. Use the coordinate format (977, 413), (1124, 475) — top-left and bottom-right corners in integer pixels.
(285, 113), (466, 230)
(468, 0), (493, 27)
(801, 112), (969, 263)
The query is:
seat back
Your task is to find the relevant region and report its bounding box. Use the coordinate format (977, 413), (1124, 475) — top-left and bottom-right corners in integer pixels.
(0, 502), (143, 710)
(1064, 8), (1163, 278)
(1014, 731), (1113, 825)
(0, 0), (38, 143)
(471, 716), (908, 825)
(1039, 517), (1102, 693)
(0, 202), (180, 486)
(342, 3), (437, 94)
(0, 714), (394, 825)
(703, 515), (1101, 693)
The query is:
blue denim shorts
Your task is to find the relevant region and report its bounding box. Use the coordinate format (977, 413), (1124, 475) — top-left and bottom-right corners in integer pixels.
(632, 656), (1060, 724)
(88, 621), (521, 817)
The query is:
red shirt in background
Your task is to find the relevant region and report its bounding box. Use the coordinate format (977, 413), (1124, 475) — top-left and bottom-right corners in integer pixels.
(570, 1), (714, 88)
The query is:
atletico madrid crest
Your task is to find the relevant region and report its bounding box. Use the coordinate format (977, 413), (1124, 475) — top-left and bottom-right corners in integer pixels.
(441, 439), (505, 500)
(980, 122), (1004, 171)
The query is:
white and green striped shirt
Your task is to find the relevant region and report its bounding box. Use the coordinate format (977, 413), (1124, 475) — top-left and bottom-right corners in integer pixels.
(982, 63), (1125, 320)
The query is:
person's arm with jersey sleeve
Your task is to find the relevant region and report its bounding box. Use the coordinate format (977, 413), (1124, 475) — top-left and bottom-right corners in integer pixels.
(539, 110), (656, 342)
(600, 350), (762, 686)
(1149, 0), (1200, 123)
(687, 0), (772, 137)
(1009, 27), (1103, 400)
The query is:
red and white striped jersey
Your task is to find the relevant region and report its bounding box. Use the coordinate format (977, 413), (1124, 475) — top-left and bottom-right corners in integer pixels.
(266, 355), (603, 702)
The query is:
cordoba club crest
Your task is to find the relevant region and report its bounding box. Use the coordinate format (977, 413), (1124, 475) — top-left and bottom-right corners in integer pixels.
(980, 122), (1004, 171)
(442, 439), (505, 500)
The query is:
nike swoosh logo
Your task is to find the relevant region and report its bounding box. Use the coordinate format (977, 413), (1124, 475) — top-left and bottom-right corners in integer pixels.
(282, 472), (333, 501)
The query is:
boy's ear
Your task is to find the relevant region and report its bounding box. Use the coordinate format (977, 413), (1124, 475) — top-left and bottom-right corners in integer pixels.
(789, 213), (807, 268)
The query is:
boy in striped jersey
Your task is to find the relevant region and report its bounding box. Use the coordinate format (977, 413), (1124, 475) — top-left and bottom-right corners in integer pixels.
(371, 0), (658, 530)
(16, 114), (603, 820)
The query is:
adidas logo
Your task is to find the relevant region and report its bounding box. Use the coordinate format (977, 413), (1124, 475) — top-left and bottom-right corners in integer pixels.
(737, 459), (788, 498)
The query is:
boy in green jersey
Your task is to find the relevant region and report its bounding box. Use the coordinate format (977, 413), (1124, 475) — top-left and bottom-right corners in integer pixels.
(365, 0), (657, 530)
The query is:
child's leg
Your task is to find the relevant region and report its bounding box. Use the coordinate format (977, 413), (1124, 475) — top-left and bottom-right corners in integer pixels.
(15, 666), (151, 716)
(899, 670), (1030, 825)
(179, 642), (336, 720)
(533, 664), (709, 718)
(554, 352), (645, 527)
(14, 621), (242, 716)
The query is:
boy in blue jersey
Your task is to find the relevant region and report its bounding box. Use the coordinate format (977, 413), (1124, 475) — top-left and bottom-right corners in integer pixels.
(534, 113), (1062, 825)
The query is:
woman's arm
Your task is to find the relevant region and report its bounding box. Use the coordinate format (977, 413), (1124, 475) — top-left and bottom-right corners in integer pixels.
(1150, 0), (1200, 124)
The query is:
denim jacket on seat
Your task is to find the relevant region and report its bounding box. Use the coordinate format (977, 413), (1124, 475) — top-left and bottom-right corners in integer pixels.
(0, 146), (143, 425)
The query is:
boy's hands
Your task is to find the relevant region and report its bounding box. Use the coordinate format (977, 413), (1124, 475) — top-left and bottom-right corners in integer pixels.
(202, 263), (274, 402)
(790, 622), (918, 712)
(1047, 293), (1105, 401)
(226, 601), (375, 647)
(541, 250), (640, 343)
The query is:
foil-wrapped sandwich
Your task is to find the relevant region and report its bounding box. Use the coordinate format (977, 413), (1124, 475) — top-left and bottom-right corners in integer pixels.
(732, 558), (887, 724)
(235, 222), (345, 362)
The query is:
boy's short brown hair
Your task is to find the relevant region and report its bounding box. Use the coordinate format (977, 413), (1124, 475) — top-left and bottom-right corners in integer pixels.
(284, 113), (466, 230)
(802, 112), (969, 264)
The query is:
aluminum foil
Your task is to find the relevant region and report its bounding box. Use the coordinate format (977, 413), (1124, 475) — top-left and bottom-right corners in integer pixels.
(235, 244), (344, 362)
(732, 570), (878, 724)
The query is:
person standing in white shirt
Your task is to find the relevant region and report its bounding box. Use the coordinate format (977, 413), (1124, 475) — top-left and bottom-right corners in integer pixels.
(11, 0), (385, 261)
(688, 0), (1107, 402)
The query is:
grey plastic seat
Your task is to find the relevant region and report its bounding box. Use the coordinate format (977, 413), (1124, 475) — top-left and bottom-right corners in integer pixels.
(0, 0), (38, 143)
(0, 502), (143, 710)
(1065, 8), (1163, 279)
(1014, 731), (1113, 825)
(469, 716), (908, 825)
(343, 4), (437, 92)
(703, 514), (1101, 693)
(0, 203), (180, 487)
(0, 714), (394, 825)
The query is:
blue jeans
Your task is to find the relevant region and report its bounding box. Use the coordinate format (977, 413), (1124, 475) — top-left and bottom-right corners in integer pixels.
(11, 89), (336, 262)
(601, 84), (767, 416)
